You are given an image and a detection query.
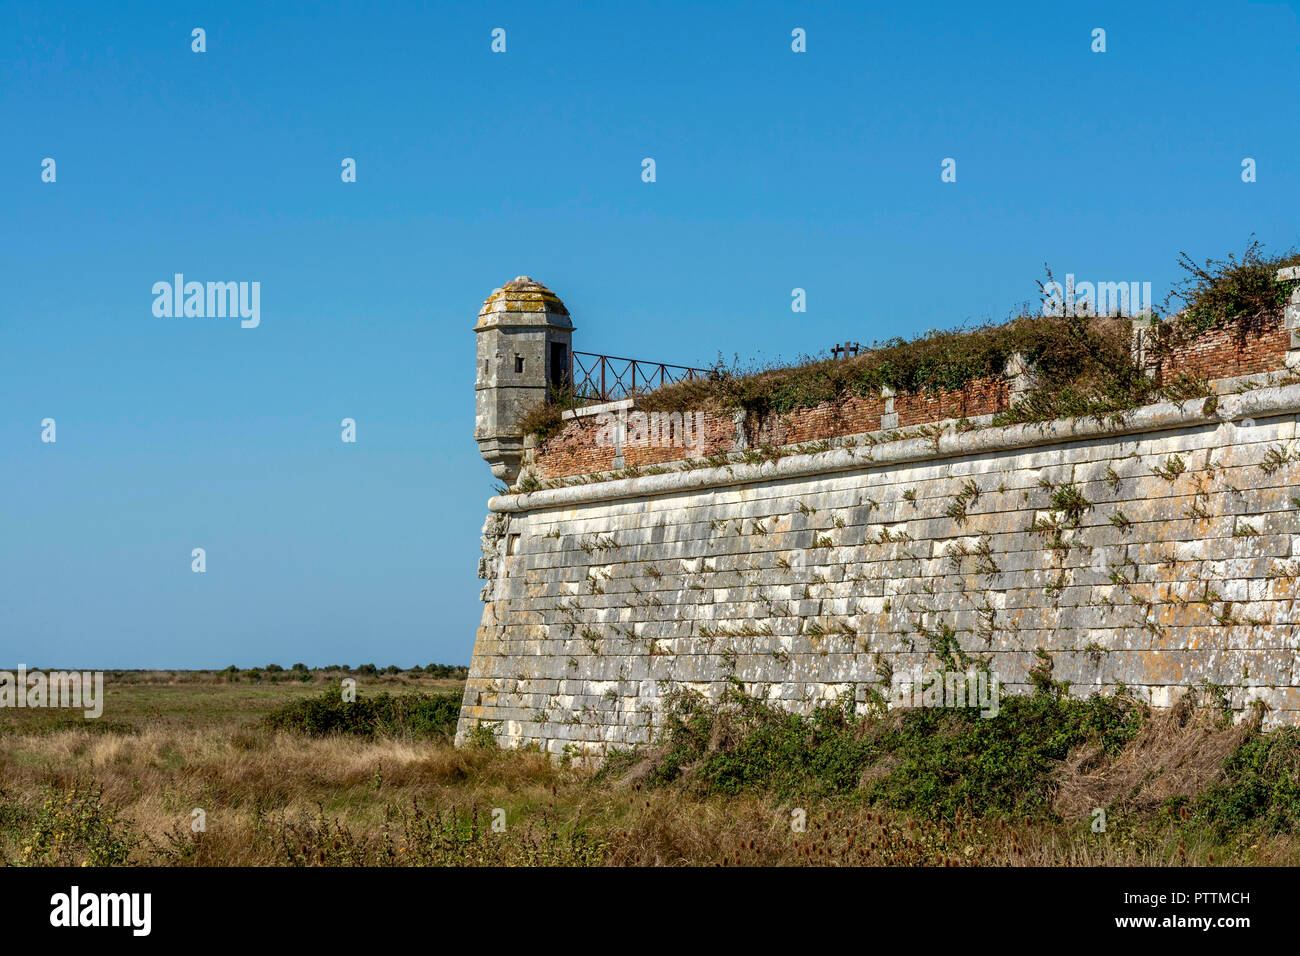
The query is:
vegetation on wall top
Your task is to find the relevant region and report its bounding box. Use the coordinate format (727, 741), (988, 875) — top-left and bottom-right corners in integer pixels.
(1159, 239), (1300, 339)
(643, 311), (1140, 421)
(523, 241), (1299, 445)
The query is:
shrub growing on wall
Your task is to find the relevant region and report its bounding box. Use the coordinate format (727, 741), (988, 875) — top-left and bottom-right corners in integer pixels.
(524, 242), (1300, 446)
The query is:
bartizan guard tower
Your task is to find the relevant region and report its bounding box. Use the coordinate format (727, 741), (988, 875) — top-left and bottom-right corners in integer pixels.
(474, 277), (573, 484)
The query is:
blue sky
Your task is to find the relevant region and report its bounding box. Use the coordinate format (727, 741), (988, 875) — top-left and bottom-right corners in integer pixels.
(3, 0), (1298, 668)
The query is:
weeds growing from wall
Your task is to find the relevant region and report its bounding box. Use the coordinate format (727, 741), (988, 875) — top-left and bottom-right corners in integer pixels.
(522, 243), (1300, 462)
(1160, 239), (1300, 341)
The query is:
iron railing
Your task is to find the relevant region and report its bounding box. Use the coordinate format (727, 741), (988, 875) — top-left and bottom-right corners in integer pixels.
(571, 351), (711, 403)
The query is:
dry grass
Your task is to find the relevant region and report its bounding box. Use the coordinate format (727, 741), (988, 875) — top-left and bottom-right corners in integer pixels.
(4, 723), (1299, 866)
(3, 676), (1299, 866)
(1053, 694), (1255, 820)
(0, 723), (584, 866)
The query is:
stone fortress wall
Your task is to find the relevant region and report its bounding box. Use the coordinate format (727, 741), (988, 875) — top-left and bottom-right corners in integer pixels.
(459, 271), (1300, 754)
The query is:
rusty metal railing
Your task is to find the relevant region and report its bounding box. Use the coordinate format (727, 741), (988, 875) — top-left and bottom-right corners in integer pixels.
(570, 351), (711, 403)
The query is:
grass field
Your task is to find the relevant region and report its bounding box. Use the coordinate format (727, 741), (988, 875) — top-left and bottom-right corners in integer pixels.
(2, 669), (1299, 866)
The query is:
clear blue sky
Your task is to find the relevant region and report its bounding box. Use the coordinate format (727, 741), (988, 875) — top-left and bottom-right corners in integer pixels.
(3, 1), (1297, 668)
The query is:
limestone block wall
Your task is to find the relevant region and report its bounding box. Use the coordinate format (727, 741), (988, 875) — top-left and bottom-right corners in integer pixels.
(459, 381), (1300, 753)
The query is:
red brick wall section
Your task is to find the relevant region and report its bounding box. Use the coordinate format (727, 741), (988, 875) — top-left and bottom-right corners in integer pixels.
(751, 392), (885, 446)
(533, 378), (1002, 478)
(1150, 315), (1289, 384)
(530, 321), (1292, 481)
(532, 410), (735, 479)
(533, 390), (879, 479)
(532, 416), (619, 478)
(895, 377), (1010, 428)
(623, 412), (733, 468)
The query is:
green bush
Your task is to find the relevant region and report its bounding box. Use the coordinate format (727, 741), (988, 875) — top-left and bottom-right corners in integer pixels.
(860, 692), (1140, 820)
(263, 687), (462, 740)
(422, 663), (470, 679)
(1191, 727), (1300, 836)
(520, 396), (567, 443)
(9, 782), (136, 866)
(619, 684), (1142, 822)
(1165, 239), (1300, 337)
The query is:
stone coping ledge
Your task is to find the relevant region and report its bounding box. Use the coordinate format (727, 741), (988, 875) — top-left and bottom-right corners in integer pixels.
(490, 382), (1300, 515)
(560, 397), (634, 420)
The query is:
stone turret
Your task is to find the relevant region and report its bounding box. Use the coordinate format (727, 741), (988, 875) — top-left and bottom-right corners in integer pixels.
(474, 277), (573, 483)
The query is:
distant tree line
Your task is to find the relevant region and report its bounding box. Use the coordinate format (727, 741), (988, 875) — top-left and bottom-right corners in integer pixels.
(221, 662), (469, 679)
